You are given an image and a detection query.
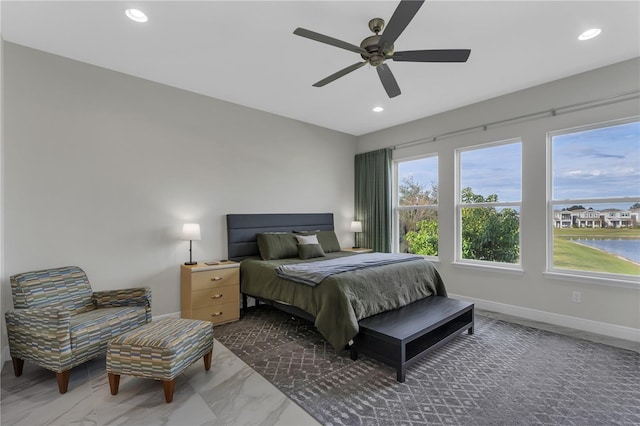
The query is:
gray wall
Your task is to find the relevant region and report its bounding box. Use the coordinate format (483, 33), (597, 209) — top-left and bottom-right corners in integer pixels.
(1, 42), (357, 360)
(358, 58), (640, 337)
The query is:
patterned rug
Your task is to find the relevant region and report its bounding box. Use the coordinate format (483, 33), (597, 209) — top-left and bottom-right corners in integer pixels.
(214, 305), (640, 426)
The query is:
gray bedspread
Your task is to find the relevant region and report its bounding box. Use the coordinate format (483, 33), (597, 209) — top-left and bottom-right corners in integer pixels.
(275, 253), (423, 286)
(240, 252), (447, 350)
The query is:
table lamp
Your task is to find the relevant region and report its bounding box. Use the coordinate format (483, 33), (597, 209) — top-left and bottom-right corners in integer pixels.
(181, 223), (201, 265)
(350, 221), (363, 248)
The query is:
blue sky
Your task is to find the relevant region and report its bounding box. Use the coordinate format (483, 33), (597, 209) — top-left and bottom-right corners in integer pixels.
(398, 142), (522, 203)
(553, 121), (640, 201)
(398, 121), (640, 209)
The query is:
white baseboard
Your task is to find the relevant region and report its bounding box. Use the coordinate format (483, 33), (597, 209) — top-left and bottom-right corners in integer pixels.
(1, 312), (183, 367)
(153, 311), (181, 320)
(449, 293), (640, 343)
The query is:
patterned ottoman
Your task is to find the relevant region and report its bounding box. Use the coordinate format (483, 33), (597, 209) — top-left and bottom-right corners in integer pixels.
(106, 318), (214, 403)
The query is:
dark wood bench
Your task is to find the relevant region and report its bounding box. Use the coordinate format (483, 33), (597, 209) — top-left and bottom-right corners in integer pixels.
(350, 296), (474, 382)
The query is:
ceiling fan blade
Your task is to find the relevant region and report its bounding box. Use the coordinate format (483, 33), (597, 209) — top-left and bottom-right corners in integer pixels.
(379, 0), (425, 47)
(393, 49), (471, 62)
(313, 62), (367, 87)
(294, 28), (368, 56)
(376, 63), (401, 98)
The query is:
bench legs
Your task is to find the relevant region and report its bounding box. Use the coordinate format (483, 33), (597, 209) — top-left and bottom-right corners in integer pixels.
(108, 350), (213, 403)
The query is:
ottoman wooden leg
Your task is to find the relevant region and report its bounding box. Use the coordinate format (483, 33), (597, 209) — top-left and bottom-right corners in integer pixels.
(56, 370), (70, 394)
(108, 373), (121, 395)
(163, 379), (176, 403)
(203, 350), (212, 371)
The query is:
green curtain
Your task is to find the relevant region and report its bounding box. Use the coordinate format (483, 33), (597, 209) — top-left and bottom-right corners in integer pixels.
(354, 148), (392, 253)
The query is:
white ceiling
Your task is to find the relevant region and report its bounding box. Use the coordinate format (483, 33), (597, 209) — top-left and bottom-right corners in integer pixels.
(2, 1), (639, 136)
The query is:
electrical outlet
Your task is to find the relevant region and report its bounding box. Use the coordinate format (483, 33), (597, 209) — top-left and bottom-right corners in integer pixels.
(571, 291), (582, 303)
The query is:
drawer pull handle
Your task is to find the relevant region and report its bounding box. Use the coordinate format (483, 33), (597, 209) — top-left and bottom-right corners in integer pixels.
(211, 294), (223, 299)
(211, 277), (223, 281)
(211, 312), (223, 317)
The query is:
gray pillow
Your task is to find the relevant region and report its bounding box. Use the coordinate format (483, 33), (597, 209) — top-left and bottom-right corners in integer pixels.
(256, 233), (298, 260)
(298, 243), (326, 260)
(295, 234), (319, 245)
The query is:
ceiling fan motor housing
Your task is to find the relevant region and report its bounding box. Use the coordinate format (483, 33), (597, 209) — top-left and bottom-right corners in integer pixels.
(360, 31), (394, 66)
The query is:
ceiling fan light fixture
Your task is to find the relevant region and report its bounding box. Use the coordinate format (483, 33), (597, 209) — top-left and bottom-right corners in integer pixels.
(125, 8), (148, 23)
(373, 106), (384, 112)
(578, 28), (601, 41)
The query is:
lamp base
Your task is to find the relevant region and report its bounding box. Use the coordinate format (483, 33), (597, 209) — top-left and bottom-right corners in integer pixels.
(184, 261), (197, 265)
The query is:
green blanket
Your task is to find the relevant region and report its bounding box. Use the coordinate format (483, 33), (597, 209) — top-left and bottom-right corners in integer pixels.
(240, 252), (447, 350)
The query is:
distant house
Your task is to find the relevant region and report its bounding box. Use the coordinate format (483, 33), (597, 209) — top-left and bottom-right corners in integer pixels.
(553, 210), (572, 228)
(553, 207), (636, 228)
(601, 208), (633, 228)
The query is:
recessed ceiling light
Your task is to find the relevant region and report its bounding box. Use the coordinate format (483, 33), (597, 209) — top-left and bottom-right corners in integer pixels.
(578, 28), (601, 41)
(125, 9), (148, 23)
(373, 106), (384, 112)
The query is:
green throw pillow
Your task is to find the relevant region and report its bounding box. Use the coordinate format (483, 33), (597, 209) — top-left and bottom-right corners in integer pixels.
(316, 230), (341, 252)
(298, 243), (326, 260)
(257, 233), (298, 260)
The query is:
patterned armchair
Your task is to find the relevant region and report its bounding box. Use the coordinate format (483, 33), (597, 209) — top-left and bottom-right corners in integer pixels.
(5, 266), (152, 394)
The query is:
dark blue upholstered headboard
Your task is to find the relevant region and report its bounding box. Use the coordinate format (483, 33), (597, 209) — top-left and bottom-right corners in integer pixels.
(226, 213), (335, 261)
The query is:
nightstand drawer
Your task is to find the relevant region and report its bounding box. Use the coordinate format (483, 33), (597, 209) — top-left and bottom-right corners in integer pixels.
(191, 268), (239, 291)
(191, 285), (240, 310)
(191, 302), (239, 325)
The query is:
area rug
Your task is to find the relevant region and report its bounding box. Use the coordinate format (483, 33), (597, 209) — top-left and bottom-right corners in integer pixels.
(214, 305), (640, 426)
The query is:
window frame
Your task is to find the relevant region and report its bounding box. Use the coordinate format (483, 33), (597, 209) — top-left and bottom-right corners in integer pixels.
(546, 117), (640, 286)
(393, 153), (439, 260)
(455, 138), (523, 269)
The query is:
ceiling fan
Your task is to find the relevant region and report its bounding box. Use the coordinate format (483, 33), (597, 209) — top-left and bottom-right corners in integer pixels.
(293, 0), (470, 98)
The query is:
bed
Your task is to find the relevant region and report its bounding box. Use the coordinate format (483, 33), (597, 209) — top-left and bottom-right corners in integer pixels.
(226, 213), (447, 350)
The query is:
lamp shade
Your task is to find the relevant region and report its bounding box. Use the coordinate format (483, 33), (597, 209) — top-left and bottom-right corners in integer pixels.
(350, 221), (363, 233)
(181, 223), (201, 241)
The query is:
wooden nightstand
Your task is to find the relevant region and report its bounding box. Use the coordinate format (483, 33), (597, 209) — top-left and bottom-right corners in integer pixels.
(341, 247), (373, 253)
(180, 261), (240, 325)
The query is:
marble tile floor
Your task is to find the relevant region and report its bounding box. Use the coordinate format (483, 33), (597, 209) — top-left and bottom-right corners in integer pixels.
(1, 311), (637, 426)
(0, 339), (321, 426)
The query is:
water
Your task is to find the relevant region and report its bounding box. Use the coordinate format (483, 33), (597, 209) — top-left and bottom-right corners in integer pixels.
(573, 238), (640, 264)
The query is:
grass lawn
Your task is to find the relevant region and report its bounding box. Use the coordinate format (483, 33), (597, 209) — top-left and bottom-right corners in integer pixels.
(554, 227), (640, 239)
(553, 235), (640, 275)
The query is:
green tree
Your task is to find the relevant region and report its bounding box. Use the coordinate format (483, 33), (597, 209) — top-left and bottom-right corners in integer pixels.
(404, 187), (520, 263)
(398, 176), (438, 253)
(405, 219), (438, 256)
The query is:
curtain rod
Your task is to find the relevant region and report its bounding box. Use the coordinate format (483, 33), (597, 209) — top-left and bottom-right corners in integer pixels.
(392, 90), (640, 150)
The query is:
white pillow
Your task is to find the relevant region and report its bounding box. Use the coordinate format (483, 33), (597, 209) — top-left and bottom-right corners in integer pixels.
(295, 234), (319, 245)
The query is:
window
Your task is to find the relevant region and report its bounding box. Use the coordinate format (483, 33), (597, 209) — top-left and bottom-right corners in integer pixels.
(394, 155), (438, 257)
(548, 119), (640, 281)
(457, 140), (522, 266)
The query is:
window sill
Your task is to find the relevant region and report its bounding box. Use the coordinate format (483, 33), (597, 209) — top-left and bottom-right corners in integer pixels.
(451, 261), (524, 275)
(544, 271), (640, 290)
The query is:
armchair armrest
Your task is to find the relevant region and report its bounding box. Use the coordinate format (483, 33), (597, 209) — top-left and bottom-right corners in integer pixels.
(5, 306), (72, 331)
(93, 287), (151, 307)
(93, 287), (152, 322)
(5, 307), (73, 371)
